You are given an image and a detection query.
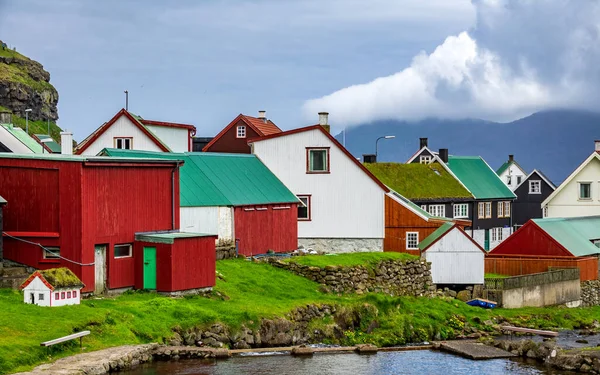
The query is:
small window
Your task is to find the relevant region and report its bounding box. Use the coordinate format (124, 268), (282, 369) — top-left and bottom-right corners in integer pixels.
(67, 291), (71, 298)
(453, 203), (468, 218)
(419, 155), (432, 164)
(61, 292), (65, 299)
(307, 148), (329, 173)
(529, 180), (541, 194)
(579, 182), (592, 200)
(491, 228), (503, 242)
(485, 202), (492, 219)
(428, 205), (445, 217)
(55, 292), (59, 300)
(114, 244), (132, 258)
(236, 125), (246, 138)
(406, 232), (419, 249)
(506, 176), (512, 185)
(516, 176), (522, 185)
(420, 205), (427, 211)
(38, 293), (44, 301)
(43, 247), (60, 260)
(73, 291), (77, 298)
(114, 137), (132, 150)
(497, 201), (504, 218)
(297, 195), (311, 221)
(478, 202), (485, 219)
(503, 201), (511, 217)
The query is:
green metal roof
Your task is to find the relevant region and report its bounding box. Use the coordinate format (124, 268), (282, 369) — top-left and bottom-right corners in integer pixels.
(34, 134), (61, 153)
(135, 231), (216, 244)
(1, 124), (42, 153)
(418, 222), (454, 250)
(365, 162), (472, 200)
(496, 162), (510, 176)
(532, 216), (600, 257)
(388, 189), (451, 222)
(101, 149), (299, 207)
(447, 156), (516, 200)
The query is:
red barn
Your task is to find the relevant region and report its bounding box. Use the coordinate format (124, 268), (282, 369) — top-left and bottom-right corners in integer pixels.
(0, 154), (216, 294)
(203, 112), (282, 153)
(487, 216), (600, 281)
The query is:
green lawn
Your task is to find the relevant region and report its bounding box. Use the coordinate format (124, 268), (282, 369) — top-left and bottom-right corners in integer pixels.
(485, 273), (509, 279)
(284, 252), (417, 268)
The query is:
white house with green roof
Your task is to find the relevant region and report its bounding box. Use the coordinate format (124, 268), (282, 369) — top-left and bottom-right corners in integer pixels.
(0, 123), (43, 153)
(496, 154), (527, 191)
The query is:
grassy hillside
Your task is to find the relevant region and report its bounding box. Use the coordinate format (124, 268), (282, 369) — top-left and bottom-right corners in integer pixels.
(0, 105), (62, 141)
(0, 48), (54, 93)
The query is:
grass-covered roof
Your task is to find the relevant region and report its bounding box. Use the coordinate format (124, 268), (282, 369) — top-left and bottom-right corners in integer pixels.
(40, 268), (84, 289)
(364, 162), (473, 200)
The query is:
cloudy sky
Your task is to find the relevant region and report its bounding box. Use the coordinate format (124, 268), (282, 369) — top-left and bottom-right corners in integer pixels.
(1, 1), (597, 140)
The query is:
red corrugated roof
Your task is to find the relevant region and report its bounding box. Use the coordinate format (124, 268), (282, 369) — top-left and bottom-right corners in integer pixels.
(241, 115), (282, 136)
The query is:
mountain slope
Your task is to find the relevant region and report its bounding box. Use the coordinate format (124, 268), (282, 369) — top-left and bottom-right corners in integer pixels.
(337, 110), (600, 185)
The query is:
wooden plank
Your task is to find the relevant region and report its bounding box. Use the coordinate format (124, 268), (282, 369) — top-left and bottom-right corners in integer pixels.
(500, 326), (558, 337)
(40, 331), (90, 346)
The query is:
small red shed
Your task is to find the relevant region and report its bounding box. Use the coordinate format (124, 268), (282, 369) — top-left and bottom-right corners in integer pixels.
(0, 154), (217, 294)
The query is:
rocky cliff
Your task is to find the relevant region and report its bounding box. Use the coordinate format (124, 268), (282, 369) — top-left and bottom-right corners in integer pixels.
(0, 41), (59, 122)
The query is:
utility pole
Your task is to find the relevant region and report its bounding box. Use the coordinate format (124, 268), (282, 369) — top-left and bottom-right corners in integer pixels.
(25, 108), (32, 134)
(124, 90), (129, 111)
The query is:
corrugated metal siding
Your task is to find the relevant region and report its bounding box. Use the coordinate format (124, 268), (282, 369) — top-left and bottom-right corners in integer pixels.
(109, 254), (135, 289)
(169, 237), (216, 291)
(252, 128), (385, 239)
(485, 256), (598, 281)
(234, 204), (298, 256)
(180, 206), (233, 241)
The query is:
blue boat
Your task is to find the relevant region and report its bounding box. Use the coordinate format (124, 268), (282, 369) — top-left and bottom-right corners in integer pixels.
(466, 298), (497, 309)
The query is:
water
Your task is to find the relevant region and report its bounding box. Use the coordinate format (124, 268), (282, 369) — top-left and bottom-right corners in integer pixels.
(121, 350), (575, 375)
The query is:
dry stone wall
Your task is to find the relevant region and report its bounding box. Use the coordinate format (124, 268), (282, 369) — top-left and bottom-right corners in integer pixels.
(267, 258), (433, 296)
(581, 280), (600, 307)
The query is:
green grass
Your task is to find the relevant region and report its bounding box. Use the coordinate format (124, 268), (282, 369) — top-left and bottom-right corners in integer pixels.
(485, 273), (509, 279)
(284, 252), (417, 268)
(1, 258), (600, 374)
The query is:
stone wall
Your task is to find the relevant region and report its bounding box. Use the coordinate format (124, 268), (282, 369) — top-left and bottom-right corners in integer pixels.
(298, 238), (383, 254)
(581, 280), (600, 307)
(267, 258), (433, 296)
(216, 240), (236, 260)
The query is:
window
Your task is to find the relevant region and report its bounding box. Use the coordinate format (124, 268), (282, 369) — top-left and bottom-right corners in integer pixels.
(428, 205), (445, 217)
(114, 244), (132, 258)
(478, 202), (485, 219)
(503, 201), (511, 217)
(529, 180), (541, 194)
(484, 202), (492, 218)
(579, 182), (592, 200)
(67, 291), (72, 298)
(61, 292), (65, 299)
(297, 195), (311, 221)
(516, 176), (522, 185)
(421, 205), (427, 211)
(114, 137), (132, 149)
(406, 232), (419, 249)
(491, 228), (503, 242)
(73, 291), (77, 298)
(498, 201), (511, 218)
(506, 176), (512, 185)
(419, 155), (432, 164)
(43, 247), (60, 260)
(453, 204), (468, 218)
(38, 293), (44, 301)
(236, 125), (246, 138)
(307, 148), (330, 173)
(497, 201), (504, 218)
(55, 292), (59, 300)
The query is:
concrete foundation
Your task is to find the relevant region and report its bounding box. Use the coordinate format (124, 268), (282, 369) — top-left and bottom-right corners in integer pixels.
(298, 238), (383, 254)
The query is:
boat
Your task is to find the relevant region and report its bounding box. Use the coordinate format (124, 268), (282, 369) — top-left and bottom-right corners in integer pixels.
(466, 298), (497, 309)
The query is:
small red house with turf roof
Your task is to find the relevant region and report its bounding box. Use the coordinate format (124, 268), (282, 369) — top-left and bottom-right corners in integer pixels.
(203, 111), (282, 153)
(75, 108), (196, 155)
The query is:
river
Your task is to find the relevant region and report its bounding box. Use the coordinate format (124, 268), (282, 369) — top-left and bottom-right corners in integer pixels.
(121, 350), (576, 375)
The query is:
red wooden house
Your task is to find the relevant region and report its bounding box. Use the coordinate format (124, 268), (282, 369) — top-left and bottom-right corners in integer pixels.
(203, 111), (281, 153)
(0, 154), (216, 294)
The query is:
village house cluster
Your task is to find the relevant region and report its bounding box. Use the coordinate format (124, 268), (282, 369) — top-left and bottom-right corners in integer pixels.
(0, 108), (599, 305)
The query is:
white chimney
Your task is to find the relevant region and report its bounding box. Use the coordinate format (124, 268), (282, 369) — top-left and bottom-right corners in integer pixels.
(596, 140), (600, 152)
(60, 130), (73, 155)
(258, 110), (267, 123)
(318, 112), (329, 126)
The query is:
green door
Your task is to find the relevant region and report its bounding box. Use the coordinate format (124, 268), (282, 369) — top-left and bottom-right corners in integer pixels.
(143, 247), (157, 290)
(484, 230), (490, 251)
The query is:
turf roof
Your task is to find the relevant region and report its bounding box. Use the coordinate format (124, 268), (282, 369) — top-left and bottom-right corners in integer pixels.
(39, 268), (84, 288)
(364, 162), (472, 200)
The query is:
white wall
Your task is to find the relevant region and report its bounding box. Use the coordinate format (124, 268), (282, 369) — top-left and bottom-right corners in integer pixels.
(51, 287), (81, 307)
(546, 156), (600, 218)
(180, 206), (233, 241)
(499, 164), (526, 191)
(22, 277), (51, 306)
(79, 115), (163, 155)
(252, 128), (385, 240)
(424, 227), (484, 284)
(145, 125), (189, 153)
(0, 126), (36, 153)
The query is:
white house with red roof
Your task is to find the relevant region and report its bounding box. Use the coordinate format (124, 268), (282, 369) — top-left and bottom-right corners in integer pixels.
(249, 113), (389, 253)
(20, 268), (85, 307)
(542, 141), (600, 218)
(75, 108), (196, 155)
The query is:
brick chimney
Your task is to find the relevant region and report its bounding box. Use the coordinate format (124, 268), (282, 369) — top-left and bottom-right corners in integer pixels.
(318, 112), (330, 133)
(419, 138), (428, 149)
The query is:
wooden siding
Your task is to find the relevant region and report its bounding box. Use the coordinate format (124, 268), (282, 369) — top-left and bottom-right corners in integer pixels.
(205, 119), (259, 153)
(144, 125), (190, 152)
(513, 171), (554, 226)
(485, 255), (598, 281)
(489, 221), (572, 257)
(234, 204), (298, 256)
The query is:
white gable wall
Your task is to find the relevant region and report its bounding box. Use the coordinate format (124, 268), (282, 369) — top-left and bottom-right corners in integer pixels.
(79, 115), (163, 155)
(22, 277), (51, 306)
(424, 227), (484, 285)
(499, 164), (526, 191)
(252, 129), (384, 242)
(145, 125), (189, 152)
(546, 157), (600, 218)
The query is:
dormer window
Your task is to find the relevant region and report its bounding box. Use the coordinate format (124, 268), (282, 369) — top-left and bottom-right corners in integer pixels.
(237, 125), (246, 138)
(307, 148), (330, 173)
(419, 155), (432, 164)
(114, 137), (132, 149)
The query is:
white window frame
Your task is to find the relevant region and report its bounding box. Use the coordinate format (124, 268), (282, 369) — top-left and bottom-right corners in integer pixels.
(43, 247), (60, 260)
(114, 244), (133, 259)
(428, 204), (445, 217)
(491, 227), (503, 242)
(497, 201), (504, 218)
(503, 201), (511, 218)
(516, 175), (522, 185)
(529, 180), (541, 194)
(485, 202), (492, 219)
(420, 205), (427, 211)
(406, 232), (419, 250)
(114, 137), (132, 150)
(506, 175), (512, 186)
(297, 195), (311, 221)
(419, 155), (432, 164)
(579, 182), (592, 200)
(453, 203), (468, 218)
(478, 202), (485, 219)
(236, 125), (246, 138)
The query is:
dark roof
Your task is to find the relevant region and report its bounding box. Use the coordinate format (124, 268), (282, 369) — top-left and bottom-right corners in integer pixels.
(202, 114), (282, 151)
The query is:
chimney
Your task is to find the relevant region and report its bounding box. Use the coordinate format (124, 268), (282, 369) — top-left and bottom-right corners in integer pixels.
(258, 110), (267, 123)
(60, 130), (73, 155)
(509, 154), (514, 162)
(439, 148), (448, 163)
(0, 111), (11, 125)
(363, 154), (377, 163)
(419, 137), (428, 149)
(595, 140), (600, 152)
(318, 112), (330, 133)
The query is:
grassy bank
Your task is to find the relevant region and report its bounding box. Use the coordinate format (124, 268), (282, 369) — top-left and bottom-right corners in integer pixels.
(283, 252), (416, 268)
(1, 257), (599, 374)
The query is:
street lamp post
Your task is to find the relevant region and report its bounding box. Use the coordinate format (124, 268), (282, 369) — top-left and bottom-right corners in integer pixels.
(25, 108), (32, 134)
(375, 135), (396, 160)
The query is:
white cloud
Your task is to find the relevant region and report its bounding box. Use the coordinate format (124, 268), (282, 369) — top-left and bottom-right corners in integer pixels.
(304, 0), (600, 126)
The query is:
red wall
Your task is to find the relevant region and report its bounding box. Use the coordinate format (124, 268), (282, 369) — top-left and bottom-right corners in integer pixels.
(204, 119), (259, 153)
(489, 221), (573, 257)
(234, 204), (298, 256)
